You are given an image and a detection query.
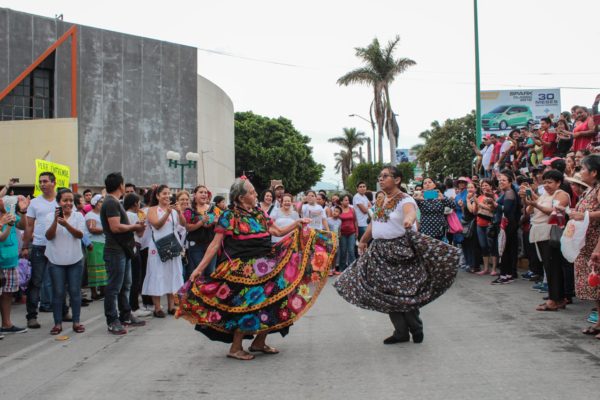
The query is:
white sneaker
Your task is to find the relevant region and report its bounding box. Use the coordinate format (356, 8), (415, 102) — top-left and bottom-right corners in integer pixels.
(133, 309), (153, 318)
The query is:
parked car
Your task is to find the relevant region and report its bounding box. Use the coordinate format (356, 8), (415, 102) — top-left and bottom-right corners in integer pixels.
(482, 105), (534, 130)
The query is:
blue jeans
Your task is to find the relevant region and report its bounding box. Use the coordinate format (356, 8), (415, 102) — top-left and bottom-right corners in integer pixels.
(186, 244), (217, 280)
(103, 250), (132, 325)
(41, 265), (53, 310)
(338, 234), (356, 272)
(476, 225), (498, 257)
(26, 245), (55, 320)
(357, 226), (368, 241)
(48, 259), (83, 325)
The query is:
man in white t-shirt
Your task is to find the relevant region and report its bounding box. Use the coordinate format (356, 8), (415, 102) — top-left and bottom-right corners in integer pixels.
(480, 137), (495, 178)
(353, 181), (371, 240)
(21, 172), (61, 329)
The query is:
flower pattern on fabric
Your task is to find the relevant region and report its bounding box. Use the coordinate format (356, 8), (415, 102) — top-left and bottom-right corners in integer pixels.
(215, 207), (271, 237)
(334, 230), (459, 313)
(176, 226), (338, 334)
(574, 183), (600, 300)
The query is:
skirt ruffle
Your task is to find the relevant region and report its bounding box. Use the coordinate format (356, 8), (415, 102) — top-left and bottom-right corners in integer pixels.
(176, 226), (337, 342)
(334, 230), (459, 313)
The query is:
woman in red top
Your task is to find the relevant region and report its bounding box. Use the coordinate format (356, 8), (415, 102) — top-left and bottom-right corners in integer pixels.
(474, 179), (499, 276)
(572, 107), (597, 152)
(338, 194), (358, 273)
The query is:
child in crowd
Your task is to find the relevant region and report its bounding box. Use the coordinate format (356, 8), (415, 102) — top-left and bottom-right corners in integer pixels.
(326, 205), (342, 276)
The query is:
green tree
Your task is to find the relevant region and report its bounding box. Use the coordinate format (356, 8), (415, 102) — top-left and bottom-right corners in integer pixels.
(337, 36), (416, 163)
(333, 149), (356, 189)
(234, 111), (325, 193)
(346, 162), (384, 193)
(328, 127), (367, 172)
(413, 111), (476, 179)
(396, 162), (415, 183)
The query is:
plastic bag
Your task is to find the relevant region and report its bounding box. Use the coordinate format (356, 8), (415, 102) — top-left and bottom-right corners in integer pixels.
(560, 211), (589, 263)
(497, 228), (506, 257)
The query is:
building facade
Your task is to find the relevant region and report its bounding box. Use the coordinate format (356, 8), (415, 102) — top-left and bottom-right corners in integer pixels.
(0, 7), (234, 191)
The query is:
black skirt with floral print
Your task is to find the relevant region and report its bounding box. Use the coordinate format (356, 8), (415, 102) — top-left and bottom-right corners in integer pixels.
(334, 230), (460, 313)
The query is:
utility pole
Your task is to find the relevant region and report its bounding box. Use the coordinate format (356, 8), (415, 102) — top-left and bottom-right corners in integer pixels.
(474, 0), (482, 146)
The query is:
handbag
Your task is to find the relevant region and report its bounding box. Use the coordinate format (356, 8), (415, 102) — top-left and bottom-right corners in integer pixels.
(446, 211), (463, 234)
(462, 219), (475, 239)
(549, 225), (564, 249)
(152, 211), (183, 262)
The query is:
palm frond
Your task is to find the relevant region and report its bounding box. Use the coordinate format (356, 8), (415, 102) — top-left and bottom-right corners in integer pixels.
(337, 67), (378, 86)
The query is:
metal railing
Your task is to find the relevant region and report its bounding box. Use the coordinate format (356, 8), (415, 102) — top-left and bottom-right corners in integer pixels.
(0, 95), (51, 120)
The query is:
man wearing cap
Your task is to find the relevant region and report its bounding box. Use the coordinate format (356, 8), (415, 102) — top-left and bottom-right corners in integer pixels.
(540, 117), (557, 159)
(481, 136), (495, 178)
(273, 184), (285, 209)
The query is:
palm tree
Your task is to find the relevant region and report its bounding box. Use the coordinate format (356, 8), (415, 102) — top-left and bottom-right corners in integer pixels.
(328, 127), (367, 171)
(337, 36), (415, 163)
(333, 150), (357, 189)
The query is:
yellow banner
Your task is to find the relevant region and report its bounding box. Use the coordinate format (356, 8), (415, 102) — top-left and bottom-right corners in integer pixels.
(33, 159), (70, 197)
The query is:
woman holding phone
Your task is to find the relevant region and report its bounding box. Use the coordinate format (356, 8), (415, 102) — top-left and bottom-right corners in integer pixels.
(413, 178), (455, 240)
(44, 189), (86, 335)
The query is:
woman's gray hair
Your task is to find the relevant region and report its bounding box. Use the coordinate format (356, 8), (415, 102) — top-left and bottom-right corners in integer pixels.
(229, 178), (249, 205)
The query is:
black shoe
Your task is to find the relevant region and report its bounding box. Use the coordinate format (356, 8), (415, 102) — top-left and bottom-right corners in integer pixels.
(81, 298), (93, 304)
(39, 307), (52, 313)
(412, 331), (424, 343)
(122, 315), (146, 327)
(81, 302), (90, 307)
(383, 335), (409, 344)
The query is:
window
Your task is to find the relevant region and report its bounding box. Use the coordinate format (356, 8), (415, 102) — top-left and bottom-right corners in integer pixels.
(0, 52), (55, 121)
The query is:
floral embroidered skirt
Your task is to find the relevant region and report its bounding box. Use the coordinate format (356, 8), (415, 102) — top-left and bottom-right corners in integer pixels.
(176, 227), (337, 343)
(334, 230), (459, 313)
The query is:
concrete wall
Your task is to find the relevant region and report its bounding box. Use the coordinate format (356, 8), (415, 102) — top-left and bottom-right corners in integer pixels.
(197, 75), (235, 196)
(0, 8), (198, 188)
(0, 118), (79, 184)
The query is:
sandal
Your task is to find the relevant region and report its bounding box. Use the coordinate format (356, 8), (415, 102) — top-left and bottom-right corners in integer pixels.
(476, 270), (489, 276)
(249, 345), (279, 354)
(582, 326), (600, 335)
(168, 309), (176, 315)
(73, 324), (85, 333)
(226, 350), (255, 361)
(50, 326), (62, 335)
(153, 310), (166, 318)
(536, 303), (559, 312)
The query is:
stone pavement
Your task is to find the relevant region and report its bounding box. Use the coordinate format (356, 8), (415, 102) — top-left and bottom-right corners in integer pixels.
(1, 271), (599, 400)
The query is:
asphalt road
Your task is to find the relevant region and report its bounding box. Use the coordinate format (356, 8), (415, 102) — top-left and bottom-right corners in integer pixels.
(1, 271), (599, 400)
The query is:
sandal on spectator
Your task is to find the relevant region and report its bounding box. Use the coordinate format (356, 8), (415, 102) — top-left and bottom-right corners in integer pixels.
(50, 326), (62, 335)
(73, 324), (85, 333)
(582, 326), (600, 335)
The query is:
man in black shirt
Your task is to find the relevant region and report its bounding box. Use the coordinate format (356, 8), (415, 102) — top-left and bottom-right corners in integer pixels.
(101, 172), (147, 335)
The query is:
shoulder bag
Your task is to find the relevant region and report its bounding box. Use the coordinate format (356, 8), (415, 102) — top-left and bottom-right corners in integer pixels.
(152, 211), (183, 262)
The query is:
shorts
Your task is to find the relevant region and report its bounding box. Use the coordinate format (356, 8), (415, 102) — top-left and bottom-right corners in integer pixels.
(0, 268), (19, 293)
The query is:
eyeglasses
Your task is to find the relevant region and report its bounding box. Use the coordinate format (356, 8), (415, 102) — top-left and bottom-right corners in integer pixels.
(378, 174), (392, 179)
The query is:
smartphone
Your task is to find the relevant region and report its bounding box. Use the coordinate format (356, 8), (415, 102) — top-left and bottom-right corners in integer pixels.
(56, 206), (64, 218)
(423, 190), (438, 200)
(525, 189), (532, 199)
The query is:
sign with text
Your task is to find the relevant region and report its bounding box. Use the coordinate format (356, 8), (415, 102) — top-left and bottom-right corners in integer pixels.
(481, 88), (561, 138)
(33, 159), (70, 197)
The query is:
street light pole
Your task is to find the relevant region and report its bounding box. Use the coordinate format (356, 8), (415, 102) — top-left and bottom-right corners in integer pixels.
(474, 0), (482, 146)
(349, 113), (376, 164)
(166, 151), (200, 189)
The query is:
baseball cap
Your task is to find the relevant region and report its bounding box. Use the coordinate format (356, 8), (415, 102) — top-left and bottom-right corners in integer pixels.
(90, 194), (103, 206)
(457, 177), (472, 184)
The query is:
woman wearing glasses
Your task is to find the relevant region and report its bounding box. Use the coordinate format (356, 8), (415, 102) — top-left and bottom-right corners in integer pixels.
(335, 166), (460, 345)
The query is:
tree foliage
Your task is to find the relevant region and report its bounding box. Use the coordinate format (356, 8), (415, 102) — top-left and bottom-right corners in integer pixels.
(413, 111), (476, 180)
(346, 162), (416, 194)
(234, 111), (325, 194)
(337, 36), (416, 163)
(346, 162), (384, 193)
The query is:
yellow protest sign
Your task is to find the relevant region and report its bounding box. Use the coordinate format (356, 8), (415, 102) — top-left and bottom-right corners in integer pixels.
(34, 159), (71, 197)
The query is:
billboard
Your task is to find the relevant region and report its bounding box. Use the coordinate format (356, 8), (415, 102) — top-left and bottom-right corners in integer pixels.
(395, 148), (417, 164)
(480, 88), (561, 138)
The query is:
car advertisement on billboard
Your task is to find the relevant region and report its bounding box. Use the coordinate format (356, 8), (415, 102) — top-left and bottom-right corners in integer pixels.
(395, 148), (417, 164)
(480, 88), (561, 137)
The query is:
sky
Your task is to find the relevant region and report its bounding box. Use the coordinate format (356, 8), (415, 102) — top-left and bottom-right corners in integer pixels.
(3, 0), (600, 187)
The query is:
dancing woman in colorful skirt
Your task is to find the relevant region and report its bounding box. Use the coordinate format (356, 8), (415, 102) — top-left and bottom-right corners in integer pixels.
(334, 166), (460, 345)
(177, 177), (337, 360)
